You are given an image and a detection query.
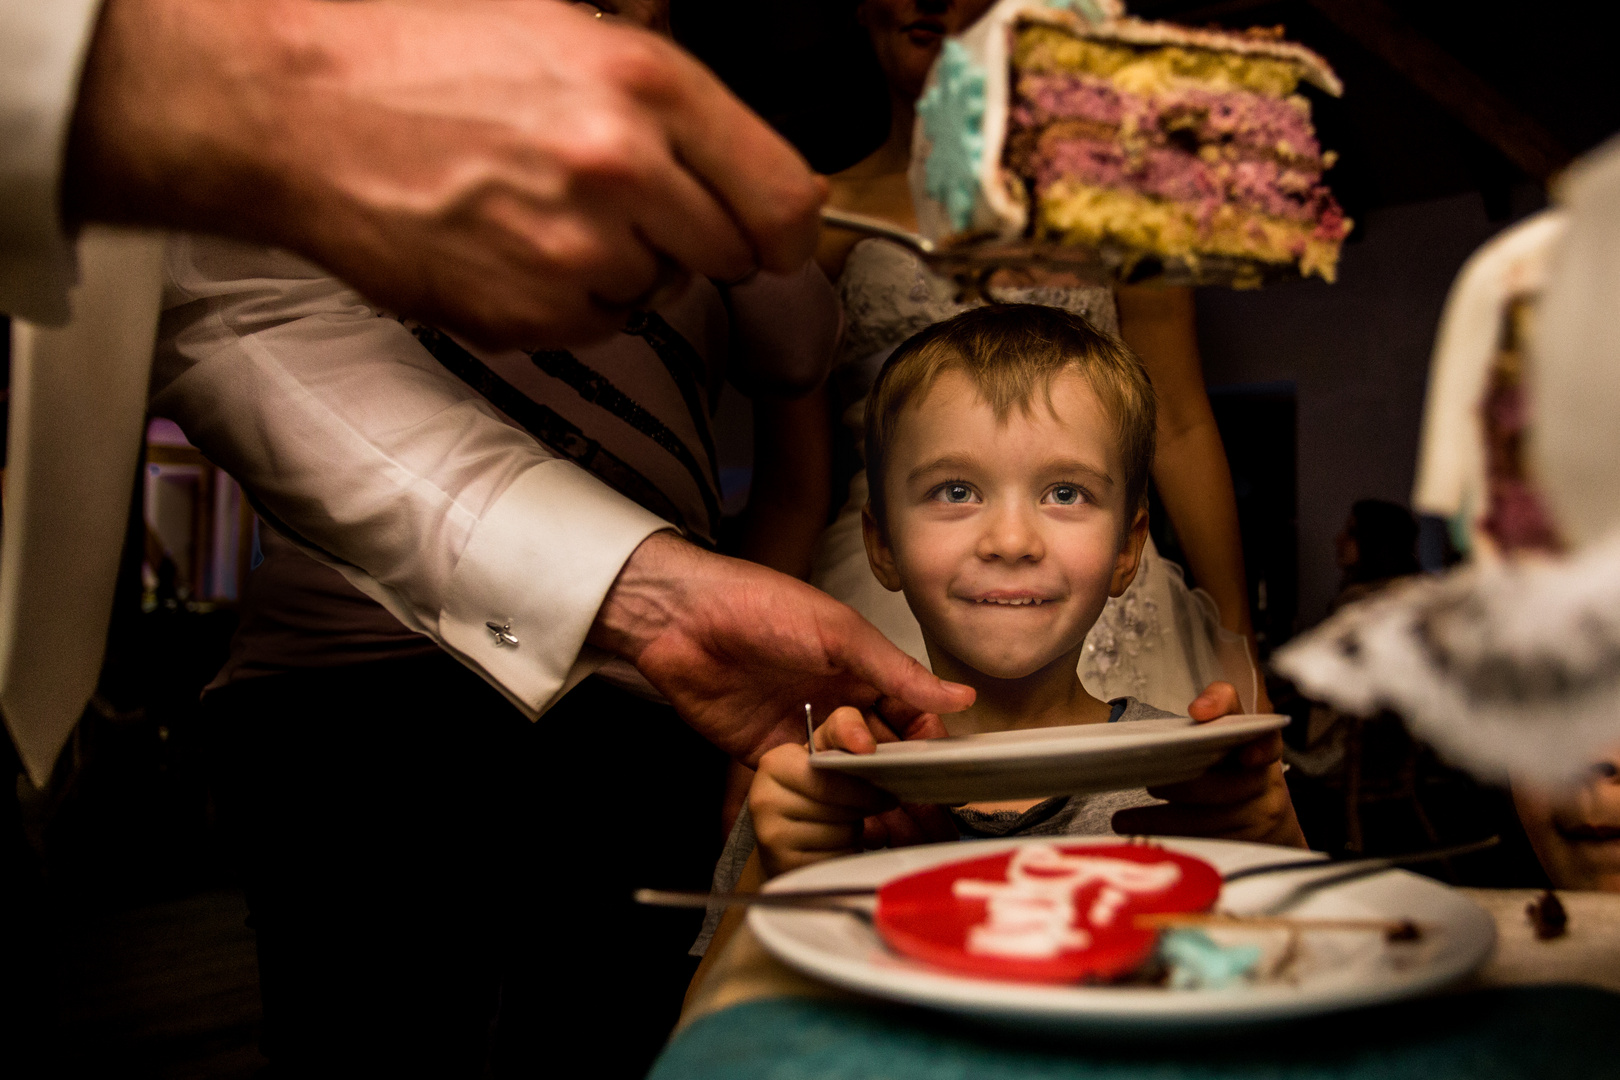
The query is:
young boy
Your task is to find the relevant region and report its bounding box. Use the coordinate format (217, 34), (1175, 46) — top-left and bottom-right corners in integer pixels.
(693, 305), (1304, 950)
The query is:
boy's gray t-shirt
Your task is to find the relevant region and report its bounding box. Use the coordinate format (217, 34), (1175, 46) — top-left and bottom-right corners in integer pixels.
(690, 696), (1179, 957)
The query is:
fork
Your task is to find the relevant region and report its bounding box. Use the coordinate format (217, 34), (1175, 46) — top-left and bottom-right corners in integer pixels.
(634, 836), (1500, 917)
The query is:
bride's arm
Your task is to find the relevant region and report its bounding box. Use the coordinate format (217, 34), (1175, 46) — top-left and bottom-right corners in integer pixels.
(1116, 284), (1264, 699)
(734, 390), (833, 582)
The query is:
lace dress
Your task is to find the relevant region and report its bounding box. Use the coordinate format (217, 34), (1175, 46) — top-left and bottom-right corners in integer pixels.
(811, 239), (1256, 714)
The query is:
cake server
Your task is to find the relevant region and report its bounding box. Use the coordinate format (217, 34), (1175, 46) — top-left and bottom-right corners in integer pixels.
(820, 207), (1115, 298)
(819, 206), (1295, 294)
(820, 207), (939, 257)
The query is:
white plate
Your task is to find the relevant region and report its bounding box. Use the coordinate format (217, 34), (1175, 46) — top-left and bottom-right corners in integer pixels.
(749, 836), (1496, 1033)
(811, 714), (1289, 803)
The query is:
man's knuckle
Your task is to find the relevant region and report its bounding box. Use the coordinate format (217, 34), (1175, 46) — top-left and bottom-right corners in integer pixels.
(755, 167), (821, 220)
(610, 36), (683, 101)
(560, 117), (648, 184)
(533, 224), (609, 277)
(753, 817), (787, 848)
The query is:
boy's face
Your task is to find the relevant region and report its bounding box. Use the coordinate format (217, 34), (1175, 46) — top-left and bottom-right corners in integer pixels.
(863, 368), (1147, 683)
(1514, 755), (1620, 892)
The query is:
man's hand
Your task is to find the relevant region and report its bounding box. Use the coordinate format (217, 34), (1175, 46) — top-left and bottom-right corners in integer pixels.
(751, 706), (956, 878)
(1112, 681), (1308, 848)
(65, 0), (824, 347)
(589, 531), (975, 767)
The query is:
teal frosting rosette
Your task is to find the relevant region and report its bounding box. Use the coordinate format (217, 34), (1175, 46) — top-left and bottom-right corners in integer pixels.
(918, 39), (987, 233)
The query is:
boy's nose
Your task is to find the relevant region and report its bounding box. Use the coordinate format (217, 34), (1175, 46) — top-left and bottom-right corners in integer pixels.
(976, 503), (1044, 562)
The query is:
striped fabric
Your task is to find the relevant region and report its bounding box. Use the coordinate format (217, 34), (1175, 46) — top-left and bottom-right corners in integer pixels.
(413, 283), (732, 547)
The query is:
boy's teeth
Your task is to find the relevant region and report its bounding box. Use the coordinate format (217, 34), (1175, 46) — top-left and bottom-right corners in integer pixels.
(978, 597), (1043, 606)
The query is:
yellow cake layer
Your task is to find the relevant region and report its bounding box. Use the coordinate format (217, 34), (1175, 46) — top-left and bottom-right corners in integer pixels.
(1036, 180), (1344, 282)
(1015, 25), (1303, 99)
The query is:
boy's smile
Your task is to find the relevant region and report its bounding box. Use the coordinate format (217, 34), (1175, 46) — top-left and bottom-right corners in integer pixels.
(864, 368), (1147, 719)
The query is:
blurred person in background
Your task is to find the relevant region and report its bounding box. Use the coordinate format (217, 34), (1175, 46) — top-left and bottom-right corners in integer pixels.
(1332, 498), (1423, 613)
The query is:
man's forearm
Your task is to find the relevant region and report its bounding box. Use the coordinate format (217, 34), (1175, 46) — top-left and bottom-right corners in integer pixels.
(587, 529), (705, 665)
(65, 0), (329, 260)
(63, 0), (823, 347)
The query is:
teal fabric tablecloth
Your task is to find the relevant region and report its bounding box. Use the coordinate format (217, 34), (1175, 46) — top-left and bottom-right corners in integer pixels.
(650, 986), (1620, 1080)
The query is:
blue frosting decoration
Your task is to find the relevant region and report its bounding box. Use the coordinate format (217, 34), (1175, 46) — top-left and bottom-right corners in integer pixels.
(1158, 929), (1263, 990)
(918, 39), (987, 233)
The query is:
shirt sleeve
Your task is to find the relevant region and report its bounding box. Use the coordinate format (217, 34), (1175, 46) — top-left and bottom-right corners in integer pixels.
(149, 233), (671, 718)
(0, 0), (103, 324)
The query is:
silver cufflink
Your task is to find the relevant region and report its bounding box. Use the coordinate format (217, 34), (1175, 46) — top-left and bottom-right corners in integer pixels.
(486, 620), (519, 648)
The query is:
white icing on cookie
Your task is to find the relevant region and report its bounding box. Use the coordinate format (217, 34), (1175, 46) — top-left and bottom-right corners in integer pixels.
(952, 844), (1182, 958)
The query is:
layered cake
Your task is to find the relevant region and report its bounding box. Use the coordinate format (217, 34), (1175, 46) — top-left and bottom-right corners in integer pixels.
(912, 0), (1352, 285)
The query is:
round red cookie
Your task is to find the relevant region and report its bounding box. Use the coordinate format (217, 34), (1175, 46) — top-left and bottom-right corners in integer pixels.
(874, 842), (1221, 983)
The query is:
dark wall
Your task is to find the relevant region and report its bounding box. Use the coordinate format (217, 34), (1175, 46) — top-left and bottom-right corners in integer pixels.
(1195, 186), (1545, 630)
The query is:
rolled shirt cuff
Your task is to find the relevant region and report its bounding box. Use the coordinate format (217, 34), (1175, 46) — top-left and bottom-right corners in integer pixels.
(0, 0), (104, 323)
(437, 458), (672, 719)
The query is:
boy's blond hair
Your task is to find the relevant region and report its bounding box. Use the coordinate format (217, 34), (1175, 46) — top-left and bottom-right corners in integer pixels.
(864, 304), (1157, 531)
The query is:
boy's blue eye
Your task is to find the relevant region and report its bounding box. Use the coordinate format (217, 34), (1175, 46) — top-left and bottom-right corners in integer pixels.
(935, 483), (976, 504)
(1047, 485), (1083, 506)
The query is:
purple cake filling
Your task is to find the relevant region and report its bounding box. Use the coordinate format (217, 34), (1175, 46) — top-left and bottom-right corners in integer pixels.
(1030, 136), (1343, 234)
(1481, 375), (1562, 554)
(1483, 481), (1562, 554)
(1012, 74), (1129, 128)
(1013, 72), (1322, 161)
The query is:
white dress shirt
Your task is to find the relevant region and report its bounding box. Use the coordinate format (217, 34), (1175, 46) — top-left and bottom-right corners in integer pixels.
(151, 234), (671, 719)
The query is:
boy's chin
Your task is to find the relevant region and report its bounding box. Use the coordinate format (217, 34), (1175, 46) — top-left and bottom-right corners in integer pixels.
(945, 648), (1070, 682)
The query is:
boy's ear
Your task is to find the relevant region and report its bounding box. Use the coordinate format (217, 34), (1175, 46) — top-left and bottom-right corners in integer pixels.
(1109, 505), (1151, 598)
(861, 504), (905, 593)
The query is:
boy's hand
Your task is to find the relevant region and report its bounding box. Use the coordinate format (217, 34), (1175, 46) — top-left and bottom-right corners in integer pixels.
(1111, 681), (1308, 848)
(750, 706), (956, 878)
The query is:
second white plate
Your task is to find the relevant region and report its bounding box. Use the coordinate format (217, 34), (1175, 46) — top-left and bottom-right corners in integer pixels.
(750, 836), (1497, 1033)
(811, 714), (1289, 803)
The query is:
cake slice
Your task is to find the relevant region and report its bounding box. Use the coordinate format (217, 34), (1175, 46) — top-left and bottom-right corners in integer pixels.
(911, 1), (1352, 286)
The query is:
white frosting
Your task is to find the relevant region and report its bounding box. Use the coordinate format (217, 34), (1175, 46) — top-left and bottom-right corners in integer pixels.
(952, 844), (1182, 958)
